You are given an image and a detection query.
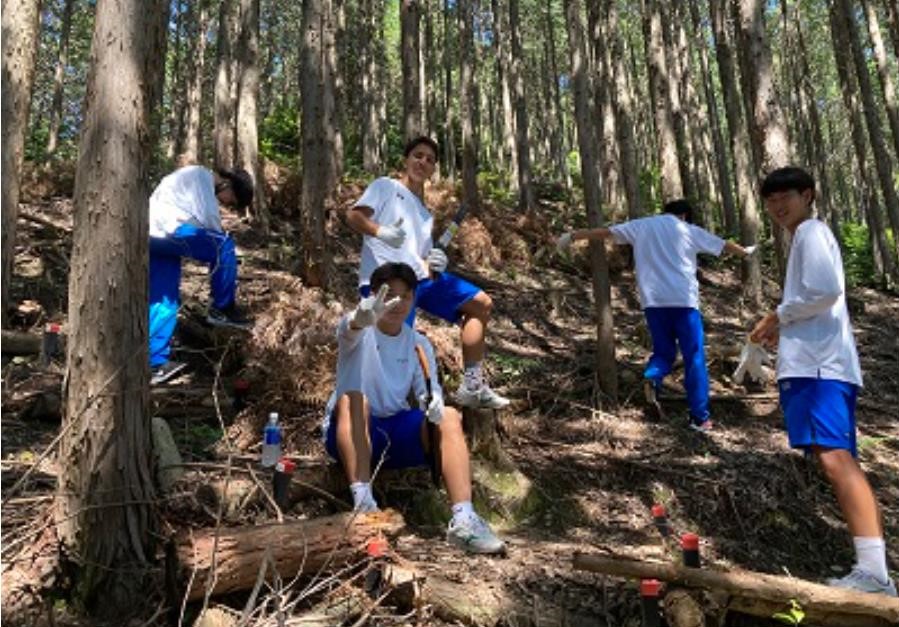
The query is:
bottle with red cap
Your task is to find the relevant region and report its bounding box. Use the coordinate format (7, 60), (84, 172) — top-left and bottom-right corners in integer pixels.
(681, 532), (701, 568)
(640, 579), (662, 627)
(41, 323), (62, 367)
(651, 503), (671, 538)
(232, 378), (250, 411)
(364, 536), (389, 598)
(272, 457), (295, 510)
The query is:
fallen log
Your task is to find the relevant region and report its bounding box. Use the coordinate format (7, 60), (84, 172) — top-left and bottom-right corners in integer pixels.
(175, 510), (404, 601)
(1, 330), (42, 355)
(573, 552), (899, 627)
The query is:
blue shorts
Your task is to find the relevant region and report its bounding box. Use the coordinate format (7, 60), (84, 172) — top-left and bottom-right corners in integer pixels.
(361, 271), (481, 326)
(779, 378), (858, 457)
(325, 407), (429, 470)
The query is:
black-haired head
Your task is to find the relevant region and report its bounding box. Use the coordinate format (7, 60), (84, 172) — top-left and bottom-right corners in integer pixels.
(663, 199), (693, 223)
(370, 262), (418, 293)
(216, 168), (255, 210)
(403, 135), (439, 159)
(761, 167), (815, 202)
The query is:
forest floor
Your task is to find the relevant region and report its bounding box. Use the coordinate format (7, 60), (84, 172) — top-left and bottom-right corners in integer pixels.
(2, 172), (898, 626)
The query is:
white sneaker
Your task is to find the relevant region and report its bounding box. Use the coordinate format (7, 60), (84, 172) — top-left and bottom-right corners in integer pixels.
(447, 513), (506, 554)
(827, 567), (897, 596)
(454, 384), (510, 409)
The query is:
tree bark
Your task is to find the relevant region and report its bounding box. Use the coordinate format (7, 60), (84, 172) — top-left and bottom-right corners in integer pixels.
(643, 0), (683, 201)
(56, 0), (164, 615)
(837, 0), (899, 254)
(508, 0), (535, 211)
(236, 0), (269, 230)
(181, 0), (210, 165)
(830, 1), (899, 284)
(1, 0), (42, 329)
(442, 0), (456, 181)
(573, 553), (899, 627)
(564, 0), (618, 403)
(710, 0), (762, 305)
(362, 0), (383, 174)
(885, 0), (899, 62)
(401, 0), (422, 141)
(175, 510), (405, 601)
(45, 0), (77, 156)
(458, 0), (480, 212)
(214, 0), (238, 169)
(861, 0), (899, 160)
(491, 0), (518, 191)
(543, 0), (569, 188)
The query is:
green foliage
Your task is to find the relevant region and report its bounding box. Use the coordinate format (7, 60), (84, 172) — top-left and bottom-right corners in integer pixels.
(772, 599), (805, 625)
(477, 170), (515, 205)
(259, 100), (299, 166)
(840, 223), (879, 288)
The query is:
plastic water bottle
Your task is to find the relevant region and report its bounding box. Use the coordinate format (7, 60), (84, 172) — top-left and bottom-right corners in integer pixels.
(435, 205), (468, 249)
(261, 412), (282, 467)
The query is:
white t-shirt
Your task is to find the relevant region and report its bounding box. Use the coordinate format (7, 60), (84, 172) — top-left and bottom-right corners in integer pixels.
(354, 177), (434, 286)
(609, 214), (726, 308)
(775, 219), (862, 386)
(322, 316), (443, 436)
(149, 166), (222, 238)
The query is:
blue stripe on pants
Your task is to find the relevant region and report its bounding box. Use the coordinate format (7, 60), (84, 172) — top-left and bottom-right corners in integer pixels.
(643, 307), (710, 422)
(148, 224), (238, 366)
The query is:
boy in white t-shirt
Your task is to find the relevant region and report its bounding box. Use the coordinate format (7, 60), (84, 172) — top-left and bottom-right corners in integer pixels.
(345, 136), (509, 410)
(558, 200), (756, 430)
(751, 167), (895, 596)
(323, 262), (505, 555)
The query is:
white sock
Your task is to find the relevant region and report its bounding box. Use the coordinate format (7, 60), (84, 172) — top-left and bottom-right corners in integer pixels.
(350, 481), (377, 511)
(451, 500), (475, 522)
(854, 536), (889, 583)
(463, 363), (483, 390)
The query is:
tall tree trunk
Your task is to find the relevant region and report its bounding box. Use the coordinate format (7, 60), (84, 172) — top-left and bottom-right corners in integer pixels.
(442, 0), (455, 181)
(1, 0), (41, 328)
(165, 1), (184, 160)
(492, 0), (518, 191)
(299, 0), (337, 288)
(424, 3), (438, 141)
(459, 0), (479, 212)
(643, 0), (683, 202)
(563, 0), (618, 403)
(181, 0), (210, 164)
(362, 0), (382, 174)
(214, 0), (238, 169)
(690, 0), (737, 235)
(734, 0), (791, 279)
(861, 0), (899, 162)
(237, 0), (268, 229)
(545, 0), (569, 188)
(401, 0), (422, 141)
(332, 0), (345, 182)
(46, 0), (76, 156)
(831, 0), (899, 277)
(710, 0), (762, 305)
(885, 0), (899, 60)
(605, 0), (643, 219)
(835, 0), (899, 254)
(509, 0), (534, 211)
(57, 0), (164, 614)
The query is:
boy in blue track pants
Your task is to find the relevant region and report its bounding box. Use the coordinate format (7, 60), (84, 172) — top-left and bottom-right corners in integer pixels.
(751, 167), (895, 596)
(148, 165), (254, 384)
(558, 200), (756, 430)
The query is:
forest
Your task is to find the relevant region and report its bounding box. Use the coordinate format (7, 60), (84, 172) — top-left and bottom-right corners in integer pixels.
(1, 0), (898, 625)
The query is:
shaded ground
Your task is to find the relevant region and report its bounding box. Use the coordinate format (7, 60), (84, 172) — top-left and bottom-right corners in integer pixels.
(2, 177), (897, 626)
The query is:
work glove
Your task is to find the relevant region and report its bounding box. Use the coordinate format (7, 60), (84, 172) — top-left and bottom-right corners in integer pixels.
(427, 247), (448, 273)
(556, 231), (574, 253)
(349, 284), (401, 329)
(732, 340), (771, 384)
(744, 244), (759, 256)
(375, 218), (406, 249)
(420, 394), (444, 424)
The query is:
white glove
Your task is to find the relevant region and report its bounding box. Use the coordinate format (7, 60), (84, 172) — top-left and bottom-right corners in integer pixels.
(427, 247), (448, 273)
(420, 394), (444, 424)
(733, 340), (771, 384)
(349, 284), (401, 329)
(744, 244), (758, 256)
(375, 218), (406, 249)
(557, 232), (573, 253)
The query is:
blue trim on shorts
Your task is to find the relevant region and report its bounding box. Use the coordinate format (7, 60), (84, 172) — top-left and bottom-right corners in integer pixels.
(778, 377), (858, 457)
(325, 406), (429, 470)
(361, 271), (481, 326)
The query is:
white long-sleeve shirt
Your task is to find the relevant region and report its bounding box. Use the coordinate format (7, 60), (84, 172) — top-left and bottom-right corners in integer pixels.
(149, 166), (223, 237)
(322, 315), (443, 435)
(776, 219), (862, 386)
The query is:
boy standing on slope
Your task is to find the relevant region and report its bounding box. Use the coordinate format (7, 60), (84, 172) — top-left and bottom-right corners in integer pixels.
(751, 167), (895, 596)
(558, 200), (756, 430)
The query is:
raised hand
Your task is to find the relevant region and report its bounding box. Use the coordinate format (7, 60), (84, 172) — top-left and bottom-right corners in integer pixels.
(427, 247), (448, 273)
(376, 218), (406, 249)
(349, 284), (402, 329)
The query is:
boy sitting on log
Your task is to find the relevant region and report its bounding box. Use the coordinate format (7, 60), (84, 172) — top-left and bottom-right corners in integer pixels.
(751, 166), (896, 597)
(322, 261), (505, 555)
